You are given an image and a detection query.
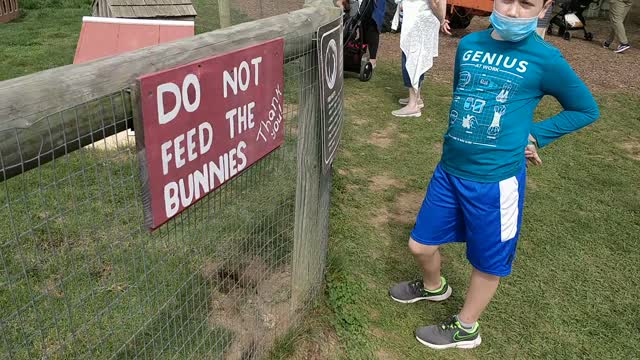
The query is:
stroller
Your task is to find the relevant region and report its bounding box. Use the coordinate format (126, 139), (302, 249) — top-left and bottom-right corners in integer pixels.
(547, 0), (596, 41)
(342, 0), (375, 81)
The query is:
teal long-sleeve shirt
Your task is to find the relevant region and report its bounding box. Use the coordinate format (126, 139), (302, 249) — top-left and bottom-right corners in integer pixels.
(440, 30), (600, 183)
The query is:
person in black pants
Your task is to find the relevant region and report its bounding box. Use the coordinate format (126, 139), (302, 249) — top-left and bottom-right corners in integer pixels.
(362, 0), (385, 68)
(338, 0), (386, 68)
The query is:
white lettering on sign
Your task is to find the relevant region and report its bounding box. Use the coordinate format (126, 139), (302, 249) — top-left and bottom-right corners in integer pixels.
(139, 38), (285, 229)
(163, 141), (248, 218)
(257, 84), (283, 143)
(160, 121), (213, 175)
(222, 56), (263, 98)
(225, 102), (255, 139)
(157, 74), (202, 125)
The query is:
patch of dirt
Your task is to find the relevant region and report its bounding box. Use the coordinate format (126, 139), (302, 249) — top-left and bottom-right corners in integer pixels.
(205, 257), (292, 360)
(345, 184), (360, 192)
(379, 17), (640, 93)
(369, 207), (391, 228)
(376, 350), (398, 360)
(43, 276), (64, 298)
(621, 141), (640, 161)
(290, 327), (342, 360)
(351, 115), (367, 126)
(390, 192), (424, 225)
(340, 149), (353, 159)
(336, 167), (365, 177)
(369, 174), (403, 192)
(526, 178), (539, 191)
(433, 142), (443, 153)
(368, 123), (397, 148)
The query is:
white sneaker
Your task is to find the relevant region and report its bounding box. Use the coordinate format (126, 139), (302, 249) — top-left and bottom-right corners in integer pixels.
(398, 98), (424, 108)
(392, 107), (422, 118)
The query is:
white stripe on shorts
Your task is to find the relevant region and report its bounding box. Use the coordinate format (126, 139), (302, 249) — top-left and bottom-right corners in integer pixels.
(499, 176), (519, 242)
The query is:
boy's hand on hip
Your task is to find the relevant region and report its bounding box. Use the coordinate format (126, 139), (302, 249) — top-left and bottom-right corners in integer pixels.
(525, 135), (542, 166)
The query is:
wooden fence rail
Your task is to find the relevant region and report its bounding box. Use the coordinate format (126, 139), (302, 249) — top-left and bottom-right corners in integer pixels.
(0, 3), (339, 181)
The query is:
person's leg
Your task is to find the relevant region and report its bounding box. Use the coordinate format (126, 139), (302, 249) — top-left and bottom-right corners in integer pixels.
(605, 0), (619, 46)
(401, 52), (411, 89)
(408, 87), (420, 108)
(460, 166), (525, 322)
(415, 165), (526, 350)
(611, 0), (632, 52)
(393, 53), (422, 117)
(408, 240), (442, 290)
(363, 20), (380, 67)
(615, 0), (633, 51)
(458, 269), (500, 324)
(609, 0), (625, 43)
(389, 164), (463, 303)
(399, 68), (424, 108)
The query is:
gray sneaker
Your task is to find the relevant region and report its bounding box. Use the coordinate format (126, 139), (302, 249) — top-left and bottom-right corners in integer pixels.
(389, 277), (452, 304)
(415, 316), (482, 350)
(615, 44), (631, 53)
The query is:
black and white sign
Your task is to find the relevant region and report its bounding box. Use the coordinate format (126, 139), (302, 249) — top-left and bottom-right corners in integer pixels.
(318, 17), (344, 173)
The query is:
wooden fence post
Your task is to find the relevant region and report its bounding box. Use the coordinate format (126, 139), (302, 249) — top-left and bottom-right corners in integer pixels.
(218, 0), (231, 28)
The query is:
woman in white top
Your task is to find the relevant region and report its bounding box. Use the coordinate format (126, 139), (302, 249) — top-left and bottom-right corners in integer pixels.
(392, 0), (450, 118)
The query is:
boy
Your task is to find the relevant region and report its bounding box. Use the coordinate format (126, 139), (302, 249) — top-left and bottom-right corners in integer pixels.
(388, 0), (600, 350)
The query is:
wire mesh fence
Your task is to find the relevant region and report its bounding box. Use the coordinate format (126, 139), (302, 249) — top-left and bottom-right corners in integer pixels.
(0, 24), (329, 359)
(229, 0), (306, 22)
(193, 0), (307, 33)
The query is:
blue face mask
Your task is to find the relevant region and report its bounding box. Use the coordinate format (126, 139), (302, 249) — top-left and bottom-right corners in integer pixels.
(490, 9), (538, 42)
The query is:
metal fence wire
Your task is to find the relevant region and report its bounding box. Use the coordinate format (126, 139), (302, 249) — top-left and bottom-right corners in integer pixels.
(0, 28), (329, 359)
(193, 0), (307, 33)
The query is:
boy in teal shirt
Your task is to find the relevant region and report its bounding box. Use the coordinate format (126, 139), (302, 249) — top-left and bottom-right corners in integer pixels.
(388, 0), (599, 349)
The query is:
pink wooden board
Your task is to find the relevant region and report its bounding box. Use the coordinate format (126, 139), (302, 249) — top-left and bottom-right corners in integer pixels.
(74, 17), (195, 64)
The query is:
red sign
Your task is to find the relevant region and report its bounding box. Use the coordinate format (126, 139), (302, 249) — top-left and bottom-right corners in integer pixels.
(138, 38), (285, 229)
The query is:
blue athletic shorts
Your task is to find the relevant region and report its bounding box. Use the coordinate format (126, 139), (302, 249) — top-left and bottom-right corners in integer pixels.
(411, 163), (526, 277)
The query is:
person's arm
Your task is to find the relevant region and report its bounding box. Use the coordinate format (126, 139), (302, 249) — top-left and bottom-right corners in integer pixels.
(530, 54), (600, 148)
(430, 0), (451, 34)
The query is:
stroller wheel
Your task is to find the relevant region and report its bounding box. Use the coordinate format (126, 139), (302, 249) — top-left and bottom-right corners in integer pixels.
(585, 32), (594, 41)
(359, 62), (373, 82)
(563, 31), (572, 41)
(546, 26), (553, 35)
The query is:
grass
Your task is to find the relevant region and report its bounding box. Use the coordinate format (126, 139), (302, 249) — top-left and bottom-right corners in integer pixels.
(0, 0), (250, 81)
(0, 137), (299, 358)
(316, 60), (640, 359)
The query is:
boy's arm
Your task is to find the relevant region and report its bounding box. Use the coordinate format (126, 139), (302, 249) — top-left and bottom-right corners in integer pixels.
(530, 54), (600, 148)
